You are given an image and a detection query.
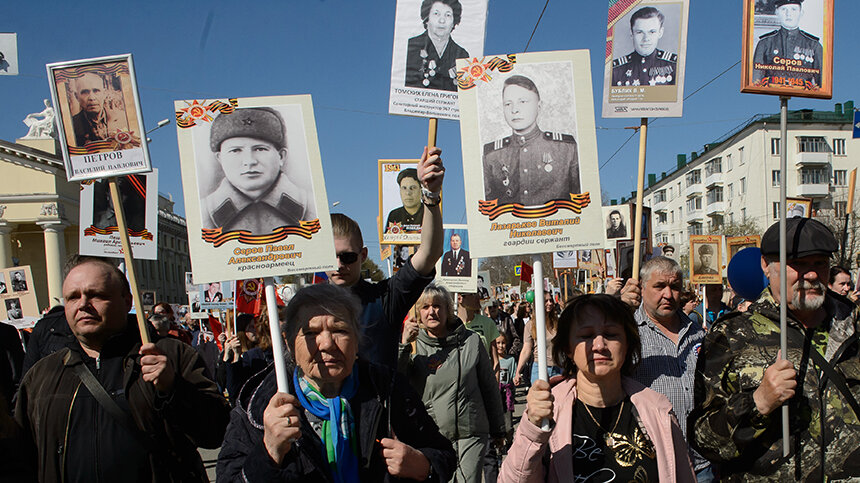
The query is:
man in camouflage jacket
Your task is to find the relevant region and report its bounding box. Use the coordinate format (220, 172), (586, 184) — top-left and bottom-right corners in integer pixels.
(689, 218), (860, 481)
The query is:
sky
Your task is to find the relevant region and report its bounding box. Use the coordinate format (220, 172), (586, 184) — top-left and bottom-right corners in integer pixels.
(2, 0), (857, 268)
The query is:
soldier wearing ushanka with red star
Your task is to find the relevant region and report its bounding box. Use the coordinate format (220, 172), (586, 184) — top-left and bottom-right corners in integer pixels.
(752, 0), (822, 87)
(611, 6), (677, 87)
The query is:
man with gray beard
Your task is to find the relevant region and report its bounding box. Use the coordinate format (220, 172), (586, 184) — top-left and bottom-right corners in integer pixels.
(689, 218), (860, 480)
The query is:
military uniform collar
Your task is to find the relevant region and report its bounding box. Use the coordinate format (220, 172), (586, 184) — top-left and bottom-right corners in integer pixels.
(512, 125), (542, 144)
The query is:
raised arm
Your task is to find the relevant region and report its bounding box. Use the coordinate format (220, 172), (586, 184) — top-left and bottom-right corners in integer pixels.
(411, 146), (444, 276)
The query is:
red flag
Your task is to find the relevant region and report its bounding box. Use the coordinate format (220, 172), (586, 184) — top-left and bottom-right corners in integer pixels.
(207, 315), (224, 351)
(520, 261), (533, 283)
(235, 278), (264, 316)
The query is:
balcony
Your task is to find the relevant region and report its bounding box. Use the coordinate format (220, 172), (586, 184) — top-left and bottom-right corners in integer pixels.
(795, 152), (831, 166)
(706, 201), (725, 215)
(653, 198), (668, 212)
(704, 171), (723, 188)
(796, 183), (829, 197)
(686, 208), (704, 222)
(684, 183), (701, 199)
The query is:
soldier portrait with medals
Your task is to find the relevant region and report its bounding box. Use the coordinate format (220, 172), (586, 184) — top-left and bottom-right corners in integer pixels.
(611, 6), (678, 87)
(752, 0), (823, 87)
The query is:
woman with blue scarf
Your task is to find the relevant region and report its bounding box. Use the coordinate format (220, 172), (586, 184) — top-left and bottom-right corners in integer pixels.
(216, 284), (456, 482)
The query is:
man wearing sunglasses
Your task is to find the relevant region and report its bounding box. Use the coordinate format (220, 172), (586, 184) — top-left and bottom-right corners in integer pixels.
(328, 146), (445, 368)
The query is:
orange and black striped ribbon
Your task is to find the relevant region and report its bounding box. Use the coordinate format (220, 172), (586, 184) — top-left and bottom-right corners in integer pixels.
(478, 193), (591, 221)
(83, 225), (154, 241)
(201, 219), (322, 248)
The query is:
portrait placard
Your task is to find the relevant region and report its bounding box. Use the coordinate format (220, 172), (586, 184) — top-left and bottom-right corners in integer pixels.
(786, 197), (812, 218)
(602, 0), (690, 118)
(390, 244), (417, 274)
(0, 33), (18, 76)
(434, 224), (477, 293)
(389, 0), (489, 120)
(379, 159), (424, 244)
(79, 170), (158, 260)
(603, 205), (631, 246)
(175, 95), (336, 283)
(47, 54), (152, 181)
(690, 234), (723, 284)
(187, 290), (207, 319)
(0, 266), (39, 329)
(604, 248), (617, 278)
(553, 251), (579, 269)
(457, 50), (604, 258)
(140, 290), (156, 309)
(199, 281), (235, 310)
(616, 240), (647, 281)
(477, 270), (491, 302)
(726, 235), (761, 264)
(741, 0), (833, 98)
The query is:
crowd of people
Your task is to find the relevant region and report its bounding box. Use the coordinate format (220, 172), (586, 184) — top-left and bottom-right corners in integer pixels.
(0, 145), (859, 481)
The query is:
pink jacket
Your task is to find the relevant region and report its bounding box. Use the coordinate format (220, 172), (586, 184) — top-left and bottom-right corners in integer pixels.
(500, 376), (695, 483)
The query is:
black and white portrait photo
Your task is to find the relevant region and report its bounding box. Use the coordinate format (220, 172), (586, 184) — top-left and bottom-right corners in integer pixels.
(0, 33), (18, 76)
(4, 298), (23, 320)
(10, 270), (27, 292)
(693, 243), (719, 276)
(479, 70), (581, 206)
(91, 177), (147, 231)
(0, 273), (6, 294)
(751, 0), (823, 87)
(689, 235), (723, 283)
(604, 206), (629, 240)
(441, 229), (471, 277)
(405, 0), (470, 91)
(553, 251), (578, 269)
(391, 245), (414, 271)
(194, 106), (318, 236)
(141, 291), (155, 307)
(610, 5), (680, 87)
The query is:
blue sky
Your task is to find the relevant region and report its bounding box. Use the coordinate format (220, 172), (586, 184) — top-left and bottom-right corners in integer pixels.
(2, 1), (857, 267)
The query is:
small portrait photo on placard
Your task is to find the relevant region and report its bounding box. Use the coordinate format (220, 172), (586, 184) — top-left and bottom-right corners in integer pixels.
(175, 95), (337, 283)
(0, 266), (39, 328)
(379, 160), (424, 244)
(786, 197), (812, 218)
(553, 251), (578, 269)
(390, 244), (417, 273)
(47, 54), (152, 181)
(458, 50), (604, 258)
(727, 235), (761, 264)
(0, 273), (6, 295)
(389, 0), (489, 120)
(477, 270), (491, 301)
(4, 298), (23, 320)
(141, 291), (155, 308)
(616, 240), (648, 281)
(79, 171), (158, 260)
(200, 281), (235, 311)
(604, 248), (617, 278)
(435, 225), (477, 293)
(10, 270), (27, 292)
(0, 33), (19, 76)
(604, 205), (630, 243)
(742, 0), (833, 98)
(184, 272), (196, 293)
(690, 235), (723, 284)
(602, 0), (690, 118)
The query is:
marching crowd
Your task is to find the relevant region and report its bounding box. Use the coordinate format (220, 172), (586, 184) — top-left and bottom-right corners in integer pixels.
(0, 146), (859, 482)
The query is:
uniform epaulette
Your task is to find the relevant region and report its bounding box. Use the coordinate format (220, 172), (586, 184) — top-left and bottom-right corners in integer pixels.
(543, 132), (576, 144)
(612, 55), (630, 68)
(800, 30), (820, 42)
(759, 29), (779, 40)
(656, 49), (677, 62)
(484, 136), (511, 154)
(211, 199), (238, 227)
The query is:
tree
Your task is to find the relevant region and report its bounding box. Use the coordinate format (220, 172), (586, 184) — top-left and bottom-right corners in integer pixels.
(815, 208), (859, 270)
(361, 258), (385, 282)
(707, 218), (763, 237)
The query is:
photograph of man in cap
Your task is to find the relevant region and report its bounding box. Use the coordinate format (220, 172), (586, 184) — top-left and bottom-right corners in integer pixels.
(752, 0), (823, 87)
(201, 107), (317, 235)
(690, 218), (860, 480)
(482, 74), (579, 206)
(611, 6), (678, 87)
(386, 167), (424, 233)
(694, 243), (719, 275)
(10, 270), (27, 292)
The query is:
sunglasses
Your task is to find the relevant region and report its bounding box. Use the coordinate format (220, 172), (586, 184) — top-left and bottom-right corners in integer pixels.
(336, 251), (360, 264)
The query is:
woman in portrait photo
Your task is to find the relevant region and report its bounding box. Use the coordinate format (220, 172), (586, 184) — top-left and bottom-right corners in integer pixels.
(405, 0), (469, 91)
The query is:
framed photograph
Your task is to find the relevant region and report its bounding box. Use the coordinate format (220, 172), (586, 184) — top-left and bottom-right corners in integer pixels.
(786, 197), (812, 218)
(187, 290), (207, 320)
(140, 290), (156, 308)
(553, 250), (579, 269)
(690, 234), (723, 284)
(379, 159), (424, 244)
(457, 49), (604, 258)
(578, 249), (598, 271)
(388, 0), (489, 120)
(184, 272), (196, 293)
(630, 203), (654, 255)
(175, 95), (336, 283)
(726, 235), (761, 264)
(79, 170), (158, 260)
(603, 205), (631, 244)
(434, 224), (477, 293)
(0, 266), (39, 328)
(200, 281), (235, 311)
(602, 0), (690, 118)
(604, 248), (617, 278)
(741, 0), (833, 98)
(0, 33), (18, 76)
(390, 244), (417, 273)
(477, 270), (491, 302)
(47, 54), (152, 181)
(616, 240), (648, 281)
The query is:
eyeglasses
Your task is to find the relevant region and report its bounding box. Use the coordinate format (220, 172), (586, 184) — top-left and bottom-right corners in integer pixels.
(336, 251), (360, 264)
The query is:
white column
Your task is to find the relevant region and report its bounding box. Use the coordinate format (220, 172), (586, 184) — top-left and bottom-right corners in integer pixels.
(0, 223), (14, 269)
(37, 221), (68, 305)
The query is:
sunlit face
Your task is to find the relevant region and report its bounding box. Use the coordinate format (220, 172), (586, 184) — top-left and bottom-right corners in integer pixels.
(419, 296), (448, 331)
(426, 2), (455, 40)
(450, 234), (461, 250)
(776, 4), (802, 30)
(217, 137), (286, 198)
(63, 263), (132, 347)
(502, 84), (540, 134)
(568, 305), (628, 379)
(495, 335), (507, 356)
(610, 213), (622, 229)
(75, 73), (106, 115)
(830, 272), (852, 296)
(293, 311), (358, 389)
(399, 176), (421, 210)
(642, 270), (682, 321)
(683, 298), (697, 313)
(327, 235), (367, 288)
(764, 254), (829, 312)
(631, 16), (664, 57)
(699, 252), (714, 268)
(244, 323), (259, 344)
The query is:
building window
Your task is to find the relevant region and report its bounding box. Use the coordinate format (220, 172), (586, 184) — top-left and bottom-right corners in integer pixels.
(679, 206), (683, 218)
(740, 177), (747, 194)
(739, 147), (745, 165)
(833, 138), (846, 156)
(728, 183), (734, 198)
(670, 210), (674, 223)
(799, 167), (827, 185)
(686, 170), (701, 187)
(741, 208), (746, 220)
(771, 138), (780, 155)
(773, 202), (780, 219)
(704, 158), (722, 176)
(706, 186), (724, 204)
(726, 153), (733, 171)
(658, 212), (668, 224)
(677, 182), (682, 195)
(798, 136), (829, 153)
(729, 212), (734, 224)
(772, 170), (781, 187)
(686, 196), (702, 212)
(655, 190), (666, 203)
(689, 222), (703, 235)
(835, 201), (848, 217)
(834, 170), (847, 186)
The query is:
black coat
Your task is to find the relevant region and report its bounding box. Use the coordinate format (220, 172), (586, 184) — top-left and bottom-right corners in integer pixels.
(216, 359), (456, 482)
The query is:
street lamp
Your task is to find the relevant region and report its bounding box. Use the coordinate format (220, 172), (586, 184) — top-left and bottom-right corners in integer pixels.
(145, 118), (171, 143)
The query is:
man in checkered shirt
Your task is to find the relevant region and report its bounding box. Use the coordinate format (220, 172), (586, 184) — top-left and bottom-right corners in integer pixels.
(620, 256), (714, 481)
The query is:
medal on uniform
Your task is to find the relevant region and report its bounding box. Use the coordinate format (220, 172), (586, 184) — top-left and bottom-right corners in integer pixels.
(502, 165), (510, 186)
(542, 152), (553, 172)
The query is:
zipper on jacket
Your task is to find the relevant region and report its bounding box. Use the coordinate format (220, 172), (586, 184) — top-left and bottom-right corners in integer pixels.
(62, 382), (82, 483)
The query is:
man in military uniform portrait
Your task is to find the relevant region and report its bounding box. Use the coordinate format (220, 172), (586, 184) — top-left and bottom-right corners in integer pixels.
(694, 244), (718, 275)
(5, 299), (22, 320)
(70, 72), (110, 147)
(611, 6), (678, 87)
(752, 0), (823, 87)
(482, 75), (580, 206)
(201, 107), (317, 235)
(0, 273), (6, 294)
(386, 168), (424, 233)
(606, 209), (628, 239)
(441, 232), (471, 277)
(11, 270), (27, 292)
